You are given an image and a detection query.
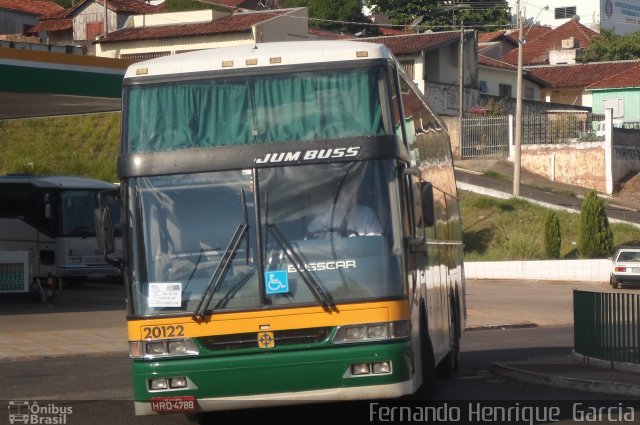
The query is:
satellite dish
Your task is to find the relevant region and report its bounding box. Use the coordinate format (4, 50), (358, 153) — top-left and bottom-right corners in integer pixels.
(572, 14), (580, 21)
(410, 16), (424, 26)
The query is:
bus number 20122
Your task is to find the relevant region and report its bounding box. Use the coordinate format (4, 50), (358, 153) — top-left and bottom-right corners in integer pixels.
(142, 325), (185, 339)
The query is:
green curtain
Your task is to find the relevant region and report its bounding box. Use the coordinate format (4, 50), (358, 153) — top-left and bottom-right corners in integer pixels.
(127, 68), (385, 153)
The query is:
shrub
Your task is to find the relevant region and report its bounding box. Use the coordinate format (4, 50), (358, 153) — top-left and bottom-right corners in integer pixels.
(543, 211), (561, 259)
(578, 190), (614, 258)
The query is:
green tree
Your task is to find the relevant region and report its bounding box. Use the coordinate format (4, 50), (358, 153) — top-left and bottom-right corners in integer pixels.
(163, 0), (215, 12)
(52, 0), (73, 7)
(581, 29), (640, 62)
(543, 210), (561, 259)
(578, 190), (614, 258)
(366, 0), (510, 32)
(287, 0), (372, 34)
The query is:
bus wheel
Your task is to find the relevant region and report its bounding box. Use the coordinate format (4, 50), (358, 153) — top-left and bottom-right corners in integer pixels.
(436, 328), (459, 377)
(437, 310), (460, 377)
(419, 318), (436, 398)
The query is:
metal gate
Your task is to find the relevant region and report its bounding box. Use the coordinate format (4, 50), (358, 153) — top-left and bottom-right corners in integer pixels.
(460, 116), (510, 159)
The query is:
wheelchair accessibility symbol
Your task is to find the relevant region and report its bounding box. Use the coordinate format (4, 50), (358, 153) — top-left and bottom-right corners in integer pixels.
(265, 271), (289, 294)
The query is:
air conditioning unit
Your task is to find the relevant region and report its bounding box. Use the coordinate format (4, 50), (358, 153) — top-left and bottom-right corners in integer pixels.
(561, 37), (576, 49)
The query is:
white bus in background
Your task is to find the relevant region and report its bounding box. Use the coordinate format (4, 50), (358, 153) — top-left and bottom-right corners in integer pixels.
(0, 175), (122, 298)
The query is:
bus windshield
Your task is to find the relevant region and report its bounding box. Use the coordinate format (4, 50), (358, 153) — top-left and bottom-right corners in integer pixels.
(125, 66), (387, 152)
(61, 190), (100, 237)
(129, 160), (404, 316)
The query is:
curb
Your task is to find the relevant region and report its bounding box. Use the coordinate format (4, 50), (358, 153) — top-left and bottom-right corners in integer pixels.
(491, 361), (640, 397)
(0, 350), (129, 363)
(466, 322), (538, 332)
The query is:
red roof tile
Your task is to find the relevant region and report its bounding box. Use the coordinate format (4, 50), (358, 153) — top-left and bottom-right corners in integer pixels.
(587, 64), (640, 89)
(504, 24), (551, 44)
(528, 60), (640, 88)
(359, 32), (464, 55)
(379, 27), (407, 36)
(0, 0), (63, 16)
(29, 18), (73, 32)
(502, 19), (597, 65)
(99, 10), (287, 43)
(478, 54), (517, 70)
(67, 0), (160, 16)
(478, 30), (506, 43)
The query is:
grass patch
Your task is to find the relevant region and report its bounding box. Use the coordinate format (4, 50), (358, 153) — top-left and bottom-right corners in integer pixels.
(483, 169), (511, 182)
(460, 190), (640, 261)
(0, 113), (121, 182)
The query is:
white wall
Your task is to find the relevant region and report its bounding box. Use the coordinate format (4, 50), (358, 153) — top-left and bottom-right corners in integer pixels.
(129, 10), (230, 28)
(465, 259), (611, 282)
(478, 65), (541, 100)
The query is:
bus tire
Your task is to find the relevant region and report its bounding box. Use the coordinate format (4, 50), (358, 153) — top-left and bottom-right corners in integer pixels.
(437, 302), (460, 377)
(419, 311), (436, 398)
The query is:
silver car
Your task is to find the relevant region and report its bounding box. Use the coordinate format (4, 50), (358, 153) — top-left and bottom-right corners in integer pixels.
(610, 247), (640, 289)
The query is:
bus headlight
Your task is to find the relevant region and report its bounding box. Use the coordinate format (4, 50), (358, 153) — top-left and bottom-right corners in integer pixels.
(332, 321), (409, 344)
(129, 338), (200, 359)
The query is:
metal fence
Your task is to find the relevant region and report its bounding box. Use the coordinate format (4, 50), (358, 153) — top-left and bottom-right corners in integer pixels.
(459, 112), (607, 160)
(522, 112), (605, 145)
(460, 115), (510, 159)
(574, 290), (640, 364)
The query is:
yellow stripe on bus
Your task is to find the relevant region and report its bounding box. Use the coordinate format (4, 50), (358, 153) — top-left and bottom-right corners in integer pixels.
(128, 300), (409, 340)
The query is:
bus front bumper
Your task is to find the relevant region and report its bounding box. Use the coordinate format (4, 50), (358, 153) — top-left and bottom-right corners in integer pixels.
(132, 341), (415, 415)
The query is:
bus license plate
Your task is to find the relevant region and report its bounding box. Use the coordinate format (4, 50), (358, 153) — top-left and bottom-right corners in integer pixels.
(151, 396), (196, 413)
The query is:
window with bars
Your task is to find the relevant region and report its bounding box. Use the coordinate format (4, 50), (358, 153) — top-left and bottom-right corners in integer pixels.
(555, 6), (577, 19)
(499, 84), (512, 98)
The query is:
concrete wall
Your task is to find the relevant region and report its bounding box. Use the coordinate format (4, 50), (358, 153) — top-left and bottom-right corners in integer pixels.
(478, 66), (542, 100)
(612, 127), (640, 185)
(521, 142), (607, 192)
(424, 82), (479, 117)
(257, 8), (309, 42)
(465, 259), (611, 282)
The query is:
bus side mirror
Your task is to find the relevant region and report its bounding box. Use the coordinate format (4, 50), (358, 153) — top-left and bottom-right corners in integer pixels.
(420, 182), (435, 228)
(100, 207), (116, 255)
(95, 189), (122, 268)
(44, 193), (52, 219)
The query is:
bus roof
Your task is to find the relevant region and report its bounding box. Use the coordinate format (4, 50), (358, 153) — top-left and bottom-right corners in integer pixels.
(124, 40), (394, 79)
(0, 174), (115, 189)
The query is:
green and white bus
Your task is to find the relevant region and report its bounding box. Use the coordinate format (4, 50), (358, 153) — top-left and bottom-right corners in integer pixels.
(0, 175), (122, 298)
(101, 40), (465, 418)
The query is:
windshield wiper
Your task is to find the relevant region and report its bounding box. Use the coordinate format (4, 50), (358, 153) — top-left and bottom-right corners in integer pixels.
(192, 190), (249, 321)
(267, 224), (337, 312)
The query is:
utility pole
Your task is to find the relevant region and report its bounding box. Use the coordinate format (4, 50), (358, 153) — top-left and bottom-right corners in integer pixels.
(459, 21), (464, 128)
(513, 0), (523, 197)
(103, 0), (108, 36)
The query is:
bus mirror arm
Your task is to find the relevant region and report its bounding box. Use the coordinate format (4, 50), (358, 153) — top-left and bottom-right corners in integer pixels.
(95, 206), (122, 269)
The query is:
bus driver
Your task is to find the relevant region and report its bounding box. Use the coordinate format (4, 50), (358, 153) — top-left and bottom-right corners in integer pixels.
(305, 197), (382, 239)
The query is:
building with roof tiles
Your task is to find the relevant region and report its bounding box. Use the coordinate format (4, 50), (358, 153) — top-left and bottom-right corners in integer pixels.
(501, 18), (598, 66)
(28, 0), (163, 49)
(95, 7), (309, 60)
(0, 0), (63, 35)
(528, 60), (640, 108)
(359, 31), (478, 116)
(588, 63), (640, 124)
(478, 54), (547, 100)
